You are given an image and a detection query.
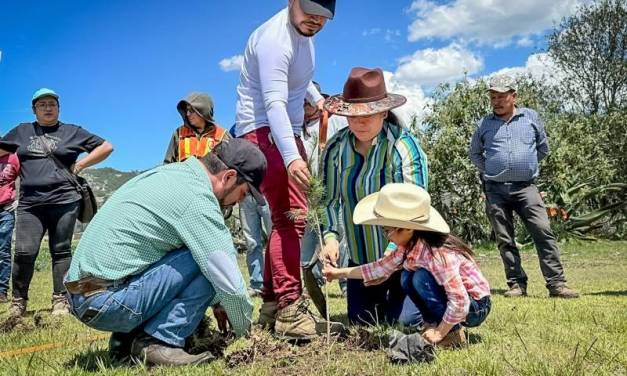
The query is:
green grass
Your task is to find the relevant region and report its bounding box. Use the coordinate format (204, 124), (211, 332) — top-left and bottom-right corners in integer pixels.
(1, 240), (626, 375)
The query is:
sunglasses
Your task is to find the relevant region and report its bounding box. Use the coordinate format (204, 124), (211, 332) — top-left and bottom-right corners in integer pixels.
(382, 227), (399, 240)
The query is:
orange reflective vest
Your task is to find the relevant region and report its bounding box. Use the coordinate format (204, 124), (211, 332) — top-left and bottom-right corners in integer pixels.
(177, 125), (227, 162)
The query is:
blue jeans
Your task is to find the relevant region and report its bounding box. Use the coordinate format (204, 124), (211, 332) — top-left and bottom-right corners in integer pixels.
(239, 194), (271, 290)
(300, 225), (349, 292)
(0, 210), (15, 294)
(400, 268), (491, 328)
(347, 261), (421, 328)
(67, 249), (216, 347)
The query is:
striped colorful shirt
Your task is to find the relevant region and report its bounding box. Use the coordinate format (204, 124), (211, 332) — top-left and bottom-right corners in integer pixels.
(469, 107), (549, 182)
(321, 121), (428, 264)
(67, 158), (252, 336)
(360, 242), (491, 325)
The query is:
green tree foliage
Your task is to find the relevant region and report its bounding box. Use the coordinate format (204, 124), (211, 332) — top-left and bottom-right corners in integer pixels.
(540, 111), (627, 239)
(547, 0), (627, 114)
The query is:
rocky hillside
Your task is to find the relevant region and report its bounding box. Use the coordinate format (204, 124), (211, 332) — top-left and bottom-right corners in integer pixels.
(81, 167), (142, 204)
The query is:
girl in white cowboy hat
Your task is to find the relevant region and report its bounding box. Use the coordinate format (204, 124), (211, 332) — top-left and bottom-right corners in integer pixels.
(324, 183), (491, 348)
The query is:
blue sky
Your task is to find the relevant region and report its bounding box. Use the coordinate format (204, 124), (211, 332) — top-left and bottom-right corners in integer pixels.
(0, 0), (581, 171)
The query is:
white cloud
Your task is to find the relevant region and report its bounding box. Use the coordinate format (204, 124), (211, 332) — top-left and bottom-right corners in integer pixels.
(362, 28), (381, 37)
(362, 28), (401, 42)
(384, 29), (401, 42)
(407, 0), (583, 46)
(516, 36), (534, 47)
(491, 52), (561, 84)
(393, 43), (483, 87)
(218, 55), (244, 72)
(383, 71), (433, 126)
(0, 50), (2, 63)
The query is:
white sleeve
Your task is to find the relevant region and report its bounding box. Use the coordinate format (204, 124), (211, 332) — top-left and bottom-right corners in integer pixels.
(267, 101), (301, 167)
(257, 38), (301, 167)
(305, 81), (323, 105)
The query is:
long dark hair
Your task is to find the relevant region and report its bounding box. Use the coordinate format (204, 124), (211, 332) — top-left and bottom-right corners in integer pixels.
(406, 230), (474, 263)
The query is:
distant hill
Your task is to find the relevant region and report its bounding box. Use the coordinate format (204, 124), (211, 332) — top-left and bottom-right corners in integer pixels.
(82, 167), (143, 204)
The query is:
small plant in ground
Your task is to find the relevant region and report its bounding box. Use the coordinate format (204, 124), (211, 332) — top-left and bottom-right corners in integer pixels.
(184, 316), (234, 357)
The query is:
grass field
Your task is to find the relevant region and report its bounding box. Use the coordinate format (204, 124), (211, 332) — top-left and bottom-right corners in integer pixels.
(0, 240), (626, 375)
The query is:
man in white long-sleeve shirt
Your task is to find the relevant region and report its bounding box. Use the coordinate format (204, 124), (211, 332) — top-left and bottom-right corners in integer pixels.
(234, 0), (337, 340)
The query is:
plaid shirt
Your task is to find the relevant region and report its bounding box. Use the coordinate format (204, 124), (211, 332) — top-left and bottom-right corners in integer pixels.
(360, 242), (490, 325)
(469, 107), (549, 182)
(67, 158), (252, 336)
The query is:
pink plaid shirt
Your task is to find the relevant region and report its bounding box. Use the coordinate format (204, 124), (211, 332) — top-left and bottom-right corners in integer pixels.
(360, 241), (491, 325)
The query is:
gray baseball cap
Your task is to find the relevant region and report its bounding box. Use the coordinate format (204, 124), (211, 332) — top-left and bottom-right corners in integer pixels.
(488, 75), (517, 93)
(299, 0), (335, 19)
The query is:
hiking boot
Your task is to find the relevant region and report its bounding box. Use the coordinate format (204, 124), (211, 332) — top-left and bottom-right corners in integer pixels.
(437, 327), (467, 348)
(503, 284), (527, 298)
(0, 292), (7, 304)
(109, 328), (144, 362)
(548, 285), (579, 299)
(8, 298), (27, 318)
(257, 300), (278, 330)
(275, 298), (345, 340)
(130, 334), (215, 366)
(51, 294), (70, 315)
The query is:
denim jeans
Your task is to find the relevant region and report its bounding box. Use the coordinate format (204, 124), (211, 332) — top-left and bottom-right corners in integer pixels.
(300, 225), (348, 292)
(0, 210), (15, 295)
(400, 268), (491, 328)
(346, 261), (421, 328)
(239, 194), (272, 291)
(67, 249), (216, 347)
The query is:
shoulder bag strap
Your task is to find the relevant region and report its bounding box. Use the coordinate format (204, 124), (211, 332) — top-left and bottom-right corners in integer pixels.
(33, 123), (83, 191)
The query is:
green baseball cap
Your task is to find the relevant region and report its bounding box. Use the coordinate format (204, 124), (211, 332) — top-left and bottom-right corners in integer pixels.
(32, 88), (59, 104)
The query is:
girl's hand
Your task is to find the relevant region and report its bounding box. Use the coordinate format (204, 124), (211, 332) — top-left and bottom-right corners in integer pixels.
(322, 264), (341, 282)
(422, 328), (446, 344)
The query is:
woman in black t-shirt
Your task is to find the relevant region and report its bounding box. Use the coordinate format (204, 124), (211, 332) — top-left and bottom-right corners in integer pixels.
(3, 88), (113, 317)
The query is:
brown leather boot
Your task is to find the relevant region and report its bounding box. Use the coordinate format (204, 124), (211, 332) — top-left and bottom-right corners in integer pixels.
(274, 298), (345, 340)
(548, 285), (579, 299)
(130, 334), (214, 366)
(503, 283), (527, 298)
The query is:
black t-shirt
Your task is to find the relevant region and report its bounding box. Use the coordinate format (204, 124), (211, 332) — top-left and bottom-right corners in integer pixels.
(4, 122), (105, 207)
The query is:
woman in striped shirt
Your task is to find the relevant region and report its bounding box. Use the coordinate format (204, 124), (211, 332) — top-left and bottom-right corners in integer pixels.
(319, 67), (428, 327)
(324, 183), (491, 348)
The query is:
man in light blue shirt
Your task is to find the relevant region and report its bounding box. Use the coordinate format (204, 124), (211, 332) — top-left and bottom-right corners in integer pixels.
(469, 75), (578, 299)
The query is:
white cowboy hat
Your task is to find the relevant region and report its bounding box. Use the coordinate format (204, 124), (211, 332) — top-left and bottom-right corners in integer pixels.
(353, 183), (450, 234)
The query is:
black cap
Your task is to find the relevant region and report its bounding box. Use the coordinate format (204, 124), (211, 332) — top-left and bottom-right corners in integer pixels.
(300, 0), (335, 19)
(213, 139), (267, 205)
(0, 139), (19, 153)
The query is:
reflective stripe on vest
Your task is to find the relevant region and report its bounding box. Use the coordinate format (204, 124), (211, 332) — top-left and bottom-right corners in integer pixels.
(177, 125), (227, 162)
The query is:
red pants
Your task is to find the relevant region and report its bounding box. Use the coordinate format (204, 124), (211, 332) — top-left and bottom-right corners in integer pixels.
(241, 127), (307, 308)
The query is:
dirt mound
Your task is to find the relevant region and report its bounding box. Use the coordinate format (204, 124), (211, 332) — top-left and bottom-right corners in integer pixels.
(185, 317), (234, 357)
(0, 311), (53, 333)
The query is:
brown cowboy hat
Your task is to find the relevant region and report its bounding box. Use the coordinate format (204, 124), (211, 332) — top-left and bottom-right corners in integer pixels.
(324, 67), (406, 117)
